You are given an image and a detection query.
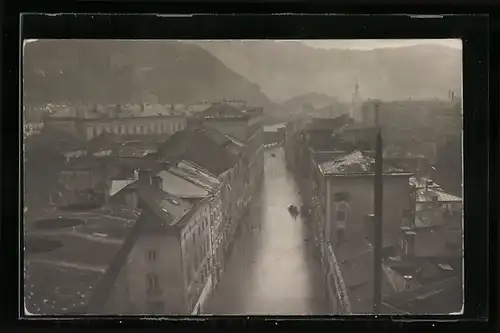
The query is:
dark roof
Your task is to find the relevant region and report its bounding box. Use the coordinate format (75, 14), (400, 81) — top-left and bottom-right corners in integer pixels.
(306, 115), (353, 131)
(198, 103), (246, 118)
(156, 128), (238, 176)
(26, 127), (86, 153)
(333, 238), (396, 313)
(86, 133), (121, 154)
(62, 155), (105, 171)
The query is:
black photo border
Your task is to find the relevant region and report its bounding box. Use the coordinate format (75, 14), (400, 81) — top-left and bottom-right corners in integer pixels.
(2, 6), (498, 333)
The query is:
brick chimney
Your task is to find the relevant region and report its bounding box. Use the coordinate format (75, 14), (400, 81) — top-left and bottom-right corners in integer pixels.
(152, 176), (163, 191)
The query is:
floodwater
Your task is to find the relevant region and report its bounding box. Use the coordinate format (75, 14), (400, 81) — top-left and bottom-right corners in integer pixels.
(204, 147), (330, 315)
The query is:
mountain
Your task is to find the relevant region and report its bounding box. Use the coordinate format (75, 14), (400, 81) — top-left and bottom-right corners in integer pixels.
(191, 40), (462, 102)
(280, 92), (341, 110)
(22, 40), (272, 107)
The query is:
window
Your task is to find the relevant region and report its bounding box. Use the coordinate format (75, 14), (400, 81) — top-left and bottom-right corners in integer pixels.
(120, 125), (126, 134)
(146, 274), (160, 293)
(146, 249), (158, 262)
(337, 210), (346, 222)
(147, 301), (165, 314)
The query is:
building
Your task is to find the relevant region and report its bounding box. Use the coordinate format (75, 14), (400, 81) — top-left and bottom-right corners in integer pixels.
(43, 104), (187, 142)
(105, 170), (215, 314)
(194, 103), (264, 240)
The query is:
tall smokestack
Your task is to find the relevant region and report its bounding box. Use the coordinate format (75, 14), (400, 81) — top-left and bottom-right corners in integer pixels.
(373, 102), (384, 314)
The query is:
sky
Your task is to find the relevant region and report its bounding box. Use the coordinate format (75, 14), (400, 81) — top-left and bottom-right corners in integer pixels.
(300, 39), (462, 50)
(24, 39), (462, 50)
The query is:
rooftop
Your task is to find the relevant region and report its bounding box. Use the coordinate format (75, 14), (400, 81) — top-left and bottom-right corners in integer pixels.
(25, 127), (86, 153)
(156, 170), (210, 199)
(24, 207), (140, 315)
(318, 150), (408, 176)
(198, 103), (247, 119)
(46, 104), (186, 120)
(116, 142), (159, 158)
(156, 128), (239, 176)
(136, 182), (192, 227)
(415, 188), (462, 203)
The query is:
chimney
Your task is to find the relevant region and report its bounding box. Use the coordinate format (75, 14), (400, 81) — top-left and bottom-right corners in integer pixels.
(133, 169), (139, 181)
(364, 214), (375, 243)
(138, 169), (152, 185)
(403, 230), (416, 259)
(152, 176), (163, 191)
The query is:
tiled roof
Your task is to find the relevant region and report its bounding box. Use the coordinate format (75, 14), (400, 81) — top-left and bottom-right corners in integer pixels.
(174, 160), (220, 189)
(24, 208), (139, 315)
(319, 150), (407, 176)
(137, 183), (192, 226)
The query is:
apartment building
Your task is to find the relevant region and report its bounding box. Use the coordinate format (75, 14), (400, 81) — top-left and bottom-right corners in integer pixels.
(43, 104), (187, 141)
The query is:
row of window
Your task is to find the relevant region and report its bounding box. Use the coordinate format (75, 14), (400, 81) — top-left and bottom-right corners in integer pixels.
(87, 121), (185, 139)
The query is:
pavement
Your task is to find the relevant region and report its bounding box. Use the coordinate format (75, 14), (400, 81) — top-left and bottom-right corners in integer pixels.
(204, 146), (330, 315)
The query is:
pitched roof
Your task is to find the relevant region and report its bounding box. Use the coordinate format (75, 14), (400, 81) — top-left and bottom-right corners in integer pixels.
(156, 170), (210, 199)
(24, 208), (140, 315)
(156, 128), (238, 176)
(198, 103), (246, 118)
(170, 160), (220, 191)
(136, 182), (192, 226)
(318, 151), (408, 176)
(415, 188), (462, 203)
(108, 179), (136, 197)
(334, 237), (396, 313)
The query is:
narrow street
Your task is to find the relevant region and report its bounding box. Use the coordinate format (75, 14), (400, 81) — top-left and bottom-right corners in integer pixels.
(205, 146), (330, 315)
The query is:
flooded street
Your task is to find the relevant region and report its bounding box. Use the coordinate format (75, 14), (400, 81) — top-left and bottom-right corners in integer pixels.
(205, 147), (330, 315)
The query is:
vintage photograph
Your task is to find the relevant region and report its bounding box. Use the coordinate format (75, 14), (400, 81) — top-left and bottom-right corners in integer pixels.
(22, 39), (463, 316)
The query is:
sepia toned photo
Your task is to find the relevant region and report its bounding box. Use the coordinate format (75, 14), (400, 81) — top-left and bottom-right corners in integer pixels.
(22, 39), (463, 316)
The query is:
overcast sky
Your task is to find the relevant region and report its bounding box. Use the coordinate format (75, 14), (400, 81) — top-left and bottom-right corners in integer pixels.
(25, 39), (462, 50)
(299, 39), (462, 50)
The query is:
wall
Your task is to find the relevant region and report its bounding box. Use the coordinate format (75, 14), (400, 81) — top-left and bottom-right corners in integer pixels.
(327, 175), (410, 245)
(83, 116), (187, 140)
(125, 215), (187, 314)
(180, 199), (213, 313)
(413, 226), (451, 258)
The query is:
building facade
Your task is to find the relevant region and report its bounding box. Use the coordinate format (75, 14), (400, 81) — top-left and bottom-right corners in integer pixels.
(43, 104), (187, 142)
